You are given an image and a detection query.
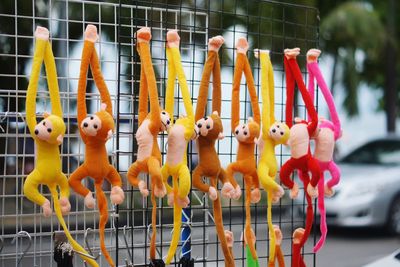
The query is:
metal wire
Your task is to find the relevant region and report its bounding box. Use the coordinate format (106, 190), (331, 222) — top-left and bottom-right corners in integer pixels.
(0, 0), (319, 266)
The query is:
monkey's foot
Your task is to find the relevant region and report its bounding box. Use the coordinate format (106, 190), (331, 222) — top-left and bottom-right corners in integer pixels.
(224, 230), (234, 248)
(84, 24), (98, 43)
(236, 37), (249, 54)
(166, 30), (180, 48)
(110, 186), (125, 205)
(290, 182), (299, 199)
(232, 185), (242, 200)
(59, 197), (71, 215)
(292, 228), (305, 244)
(273, 225), (283, 245)
(208, 35), (224, 52)
(208, 186), (218, 201)
(307, 183), (318, 199)
(138, 180), (149, 197)
(250, 188), (261, 203)
(272, 186), (285, 203)
(84, 192), (96, 209)
(307, 48), (321, 63)
(324, 184), (335, 198)
(154, 183), (167, 198)
(42, 199), (52, 217)
(177, 196), (190, 208)
(221, 182), (235, 199)
(137, 27), (151, 43)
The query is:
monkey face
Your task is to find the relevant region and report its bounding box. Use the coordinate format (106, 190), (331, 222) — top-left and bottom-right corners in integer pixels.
(81, 114), (102, 137)
(234, 123), (250, 142)
(234, 117), (259, 143)
(196, 116), (214, 137)
(35, 113), (65, 145)
(160, 110), (171, 131)
(269, 121), (290, 144)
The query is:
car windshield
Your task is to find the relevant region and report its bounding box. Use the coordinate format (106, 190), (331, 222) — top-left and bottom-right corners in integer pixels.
(340, 140), (400, 165)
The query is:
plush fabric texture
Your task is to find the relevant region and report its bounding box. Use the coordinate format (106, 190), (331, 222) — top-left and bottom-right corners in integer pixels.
(306, 50), (342, 253)
(256, 50), (289, 264)
(192, 36), (236, 267)
(24, 27), (98, 267)
(68, 25), (124, 267)
(226, 38), (261, 261)
(162, 30), (195, 265)
(125, 28), (167, 261)
(267, 226), (285, 267)
(281, 49), (320, 266)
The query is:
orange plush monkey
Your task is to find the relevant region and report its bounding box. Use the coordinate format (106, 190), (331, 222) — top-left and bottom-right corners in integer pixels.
(68, 25), (124, 267)
(226, 37), (261, 261)
(126, 27), (170, 264)
(192, 35), (236, 267)
(268, 226), (285, 267)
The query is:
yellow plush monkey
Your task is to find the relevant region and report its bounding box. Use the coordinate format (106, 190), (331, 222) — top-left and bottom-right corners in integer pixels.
(161, 30), (197, 265)
(254, 49), (289, 263)
(24, 26), (98, 267)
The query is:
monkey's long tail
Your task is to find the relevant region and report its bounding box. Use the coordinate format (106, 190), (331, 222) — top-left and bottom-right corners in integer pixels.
(150, 187), (157, 260)
(267, 191), (276, 264)
(314, 174), (327, 253)
(213, 197), (235, 267)
(49, 187), (99, 267)
(165, 180), (182, 264)
(95, 184), (115, 267)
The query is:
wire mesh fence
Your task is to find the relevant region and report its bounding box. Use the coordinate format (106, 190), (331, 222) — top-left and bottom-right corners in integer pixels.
(0, 0), (319, 266)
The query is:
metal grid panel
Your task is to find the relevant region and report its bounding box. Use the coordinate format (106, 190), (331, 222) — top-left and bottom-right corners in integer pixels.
(117, 0), (319, 266)
(0, 0), (319, 266)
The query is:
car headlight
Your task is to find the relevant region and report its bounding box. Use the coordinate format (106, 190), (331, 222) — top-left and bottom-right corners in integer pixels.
(347, 182), (385, 198)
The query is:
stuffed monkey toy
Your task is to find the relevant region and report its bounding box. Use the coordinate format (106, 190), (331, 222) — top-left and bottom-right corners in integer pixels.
(254, 49), (289, 264)
(306, 49), (342, 252)
(126, 27), (170, 264)
(226, 37), (261, 262)
(192, 35), (236, 267)
(24, 26), (98, 267)
(280, 48), (320, 267)
(161, 30), (198, 265)
(268, 225), (285, 267)
(68, 25), (125, 267)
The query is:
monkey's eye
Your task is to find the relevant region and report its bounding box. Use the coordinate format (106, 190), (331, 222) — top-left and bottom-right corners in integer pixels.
(47, 128), (52, 133)
(280, 132), (284, 135)
(277, 125), (280, 128)
(162, 111), (166, 115)
(197, 123), (202, 128)
(90, 116), (94, 120)
(43, 121), (46, 126)
(206, 125), (210, 129)
(94, 124), (98, 129)
(235, 130), (239, 135)
(204, 117), (208, 120)
(244, 131), (248, 136)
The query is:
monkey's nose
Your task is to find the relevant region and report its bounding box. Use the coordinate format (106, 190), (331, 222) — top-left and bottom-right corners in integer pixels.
(34, 129), (39, 135)
(235, 130), (239, 135)
(197, 123), (202, 128)
(83, 122), (88, 128)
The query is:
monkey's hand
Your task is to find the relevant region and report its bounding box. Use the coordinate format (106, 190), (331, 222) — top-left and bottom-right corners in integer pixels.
(110, 186), (125, 205)
(324, 184), (335, 198)
(221, 182), (235, 199)
(42, 199), (52, 217)
(232, 185), (242, 200)
(59, 197), (71, 215)
(290, 182), (299, 199)
(84, 192), (96, 209)
(177, 196), (190, 208)
(154, 184), (167, 198)
(224, 230), (234, 248)
(208, 186), (218, 201)
(272, 185), (285, 203)
(250, 188), (261, 203)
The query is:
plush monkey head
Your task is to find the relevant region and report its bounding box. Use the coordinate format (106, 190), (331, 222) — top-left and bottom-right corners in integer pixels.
(196, 111), (224, 140)
(81, 103), (114, 141)
(269, 121), (290, 145)
(234, 117), (260, 144)
(160, 110), (171, 131)
(34, 112), (65, 145)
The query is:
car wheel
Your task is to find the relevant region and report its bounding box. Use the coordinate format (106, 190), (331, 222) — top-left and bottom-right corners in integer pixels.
(387, 195), (400, 235)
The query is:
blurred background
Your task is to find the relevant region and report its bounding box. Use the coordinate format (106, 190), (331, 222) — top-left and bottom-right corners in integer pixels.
(0, 0), (399, 266)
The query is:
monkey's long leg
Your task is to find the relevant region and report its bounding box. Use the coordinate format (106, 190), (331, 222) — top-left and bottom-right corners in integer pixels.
(127, 161), (143, 187)
(68, 165), (91, 197)
(244, 175), (257, 260)
(23, 170), (47, 206)
(192, 166), (209, 194)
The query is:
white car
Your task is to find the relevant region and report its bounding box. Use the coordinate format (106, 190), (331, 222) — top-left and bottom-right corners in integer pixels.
(364, 249), (400, 266)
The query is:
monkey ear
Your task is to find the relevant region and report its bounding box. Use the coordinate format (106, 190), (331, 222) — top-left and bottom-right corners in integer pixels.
(43, 112), (50, 118)
(212, 111), (219, 116)
(218, 132), (225, 140)
(56, 134), (63, 145)
(101, 103), (107, 111)
(107, 129), (113, 140)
